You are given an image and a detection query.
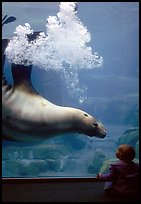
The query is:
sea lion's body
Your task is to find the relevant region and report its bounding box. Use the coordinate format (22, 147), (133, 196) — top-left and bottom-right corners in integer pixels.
(2, 37), (106, 142)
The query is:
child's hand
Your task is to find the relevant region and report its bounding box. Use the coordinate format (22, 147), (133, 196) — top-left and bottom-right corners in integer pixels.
(96, 174), (102, 179)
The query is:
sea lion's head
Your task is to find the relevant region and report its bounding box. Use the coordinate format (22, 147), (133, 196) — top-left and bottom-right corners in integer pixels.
(74, 110), (106, 138)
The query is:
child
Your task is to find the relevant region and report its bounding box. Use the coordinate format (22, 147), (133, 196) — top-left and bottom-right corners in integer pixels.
(97, 144), (139, 198)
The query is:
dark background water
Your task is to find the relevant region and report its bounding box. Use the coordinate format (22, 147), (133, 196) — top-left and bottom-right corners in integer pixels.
(2, 2), (139, 177)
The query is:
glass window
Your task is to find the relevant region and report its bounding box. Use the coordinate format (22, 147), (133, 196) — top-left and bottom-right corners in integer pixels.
(2, 2), (139, 178)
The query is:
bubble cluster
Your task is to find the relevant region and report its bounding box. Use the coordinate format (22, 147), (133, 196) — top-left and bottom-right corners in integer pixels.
(5, 2), (103, 102)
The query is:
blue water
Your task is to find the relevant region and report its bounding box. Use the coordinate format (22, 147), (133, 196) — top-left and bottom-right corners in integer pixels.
(2, 2), (139, 177)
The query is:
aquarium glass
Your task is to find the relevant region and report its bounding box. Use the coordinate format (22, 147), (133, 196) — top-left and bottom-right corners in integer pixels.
(2, 2), (139, 178)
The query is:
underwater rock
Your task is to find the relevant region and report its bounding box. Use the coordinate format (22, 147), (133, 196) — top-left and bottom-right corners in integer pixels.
(117, 127), (139, 148)
(20, 159), (49, 176)
(87, 149), (106, 174)
(45, 159), (61, 171)
(30, 143), (70, 160)
(60, 134), (86, 151)
(2, 159), (49, 177)
(2, 146), (22, 160)
(99, 158), (118, 174)
(2, 142), (70, 160)
(2, 142), (73, 177)
(2, 160), (22, 177)
(123, 127), (138, 134)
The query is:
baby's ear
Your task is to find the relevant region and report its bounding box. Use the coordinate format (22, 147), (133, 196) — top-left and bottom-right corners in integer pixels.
(116, 150), (122, 160)
(118, 152), (123, 159)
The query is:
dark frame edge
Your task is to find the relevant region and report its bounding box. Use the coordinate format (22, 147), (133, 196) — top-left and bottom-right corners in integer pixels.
(2, 177), (103, 183)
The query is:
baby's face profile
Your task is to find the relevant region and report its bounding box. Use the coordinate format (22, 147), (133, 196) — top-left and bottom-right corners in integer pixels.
(115, 146), (123, 159)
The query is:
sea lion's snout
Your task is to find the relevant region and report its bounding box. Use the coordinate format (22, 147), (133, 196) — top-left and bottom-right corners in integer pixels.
(80, 112), (107, 138)
(88, 120), (107, 138)
(88, 130), (106, 138)
(99, 130), (107, 138)
(95, 120), (107, 138)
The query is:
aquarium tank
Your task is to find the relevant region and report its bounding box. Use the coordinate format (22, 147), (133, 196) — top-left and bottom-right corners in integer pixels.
(2, 2), (139, 178)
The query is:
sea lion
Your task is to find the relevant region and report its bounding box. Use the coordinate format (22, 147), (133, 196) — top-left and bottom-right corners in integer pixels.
(2, 35), (106, 142)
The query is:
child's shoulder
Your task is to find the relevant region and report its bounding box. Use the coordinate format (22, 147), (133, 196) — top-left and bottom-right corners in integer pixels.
(111, 160), (123, 166)
(111, 160), (139, 168)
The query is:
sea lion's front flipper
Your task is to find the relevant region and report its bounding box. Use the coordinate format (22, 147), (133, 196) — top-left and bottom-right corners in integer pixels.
(2, 15), (16, 27)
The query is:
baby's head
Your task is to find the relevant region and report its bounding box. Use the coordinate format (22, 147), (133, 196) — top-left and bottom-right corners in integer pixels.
(116, 144), (135, 163)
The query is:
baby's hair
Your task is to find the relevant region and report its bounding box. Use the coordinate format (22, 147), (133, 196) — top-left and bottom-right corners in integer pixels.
(118, 144), (135, 162)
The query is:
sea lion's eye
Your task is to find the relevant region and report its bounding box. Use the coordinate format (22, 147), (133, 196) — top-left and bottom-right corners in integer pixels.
(84, 113), (88, 117)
